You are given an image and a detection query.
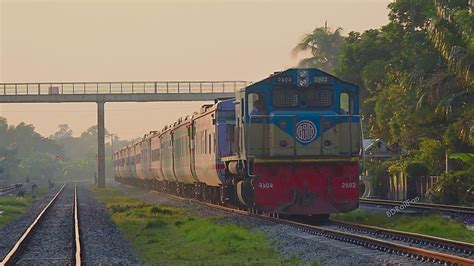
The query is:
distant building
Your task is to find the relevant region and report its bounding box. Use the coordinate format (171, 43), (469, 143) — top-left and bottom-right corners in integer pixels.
(363, 139), (397, 159)
(362, 139), (441, 201)
(361, 139), (398, 199)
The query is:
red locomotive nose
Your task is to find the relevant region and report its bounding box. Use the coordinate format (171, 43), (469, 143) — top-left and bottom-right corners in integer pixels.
(252, 162), (359, 215)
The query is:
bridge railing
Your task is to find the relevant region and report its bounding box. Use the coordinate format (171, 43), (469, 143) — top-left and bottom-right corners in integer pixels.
(0, 81), (248, 96)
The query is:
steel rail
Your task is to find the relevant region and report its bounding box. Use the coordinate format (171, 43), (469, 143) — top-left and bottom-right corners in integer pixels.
(0, 185), (17, 192)
(281, 219), (474, 265)
(147, 189), (474, 265)
(0, 187), (19, 196)
(330, 219), (474, 254)
(1, 183), (67, 265)
(360, 198), (474, 215)
(0, 184), (23, 193)
(74, 183), (81, 266)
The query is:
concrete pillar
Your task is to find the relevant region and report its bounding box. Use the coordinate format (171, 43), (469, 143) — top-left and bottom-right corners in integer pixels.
(97, 101), (106, 188)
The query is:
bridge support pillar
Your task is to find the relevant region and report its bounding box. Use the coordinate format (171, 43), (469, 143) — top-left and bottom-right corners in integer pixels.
(97, 101), (106, 188)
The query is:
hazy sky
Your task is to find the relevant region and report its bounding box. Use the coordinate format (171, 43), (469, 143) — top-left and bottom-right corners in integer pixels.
(1, 0), (391, 140)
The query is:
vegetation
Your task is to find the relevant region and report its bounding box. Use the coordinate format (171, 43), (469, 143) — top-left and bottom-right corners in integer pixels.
(0, 197), (32, 228)
(0, 187), (47, 229)
(293, 24), (343, 72)
(0, 119), (129, 184)
(296, 0), (473, 204)
(431, 153), (474, 205)
(332, 210), (474, 243)
(92, 187), (297, 264)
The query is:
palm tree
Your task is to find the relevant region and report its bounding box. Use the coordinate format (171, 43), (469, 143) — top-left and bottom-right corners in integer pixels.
(428, 0), (473, 87)
(292, 23), (344, 73)
(414, 0), (473, 143)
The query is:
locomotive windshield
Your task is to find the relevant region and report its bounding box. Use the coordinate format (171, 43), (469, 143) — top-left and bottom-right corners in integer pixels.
(272, 87), (333, 109)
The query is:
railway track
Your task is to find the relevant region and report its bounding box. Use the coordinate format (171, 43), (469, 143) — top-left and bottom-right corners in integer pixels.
(0, 184), (24, 196)
(329, 220), (474, 259)
(0, 183), (81, 265)
(360, 198), (474, 217)
(147, 188), (474, 265)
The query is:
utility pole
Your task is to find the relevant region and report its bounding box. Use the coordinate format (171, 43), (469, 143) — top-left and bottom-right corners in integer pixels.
(97, 101), (105, 188)
(108, 133), (115, 159)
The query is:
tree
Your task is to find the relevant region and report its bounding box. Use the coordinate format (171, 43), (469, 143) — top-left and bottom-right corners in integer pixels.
(0, 117), (125, 182)
(51, 124), (73, 140)
(292, 24), (344, 73)
(428, 0), (473, 86)
(17, 153), (60, 180)
(0, 146), (19, 182)
(325, 0), (473, 204)
(414, 138), (445, 175)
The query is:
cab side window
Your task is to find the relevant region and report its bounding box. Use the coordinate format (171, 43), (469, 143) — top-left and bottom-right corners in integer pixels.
(247, 93), (265, 116)
(340, 92), (353, 115)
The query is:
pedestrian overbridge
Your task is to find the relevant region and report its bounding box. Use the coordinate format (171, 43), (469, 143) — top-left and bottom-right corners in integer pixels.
(0, 81), (244, 103)
(0, 81), (247, 188)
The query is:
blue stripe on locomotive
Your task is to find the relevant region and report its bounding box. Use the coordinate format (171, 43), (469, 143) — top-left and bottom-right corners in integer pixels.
(244, 68), (359, 145)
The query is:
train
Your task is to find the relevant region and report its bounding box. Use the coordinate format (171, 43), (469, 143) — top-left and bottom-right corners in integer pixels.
(114, 68), (362, 219)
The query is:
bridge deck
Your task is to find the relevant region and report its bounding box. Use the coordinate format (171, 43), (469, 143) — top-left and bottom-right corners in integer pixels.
(0, 81), (246, 102)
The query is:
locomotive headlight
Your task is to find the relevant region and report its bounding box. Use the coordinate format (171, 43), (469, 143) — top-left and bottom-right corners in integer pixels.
(280, 140), (288, 147)
(279, 120), (287, 129)
(299, 79), (308, 87)
(297, 69), (309, 87)
(298, 70), (308, 78)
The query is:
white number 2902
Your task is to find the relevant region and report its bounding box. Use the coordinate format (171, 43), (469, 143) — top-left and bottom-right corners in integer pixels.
(341, 182), (356, 189)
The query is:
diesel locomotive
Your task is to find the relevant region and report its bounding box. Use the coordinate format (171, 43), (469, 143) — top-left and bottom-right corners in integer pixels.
(114, 68), (362, 218)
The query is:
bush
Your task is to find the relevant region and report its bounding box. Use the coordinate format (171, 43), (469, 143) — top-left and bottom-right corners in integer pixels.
(430, 173), (472, 205)
(430, 153), (474, 206)
(414, 138), (445, 175)
(406, 162), (429, 198)
(366, 160), (391, 198)
(406, 163), (429, 177)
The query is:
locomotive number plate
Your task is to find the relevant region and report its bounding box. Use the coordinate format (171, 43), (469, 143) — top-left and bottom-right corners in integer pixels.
(276, 76), (292, 83)
(341, 182), (357, 189)
(258, 182), (273, 189)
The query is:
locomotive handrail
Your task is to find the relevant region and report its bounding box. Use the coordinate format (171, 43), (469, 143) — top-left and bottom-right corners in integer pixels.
(359, 115), (366, 175)
(0, 81), (248, 96)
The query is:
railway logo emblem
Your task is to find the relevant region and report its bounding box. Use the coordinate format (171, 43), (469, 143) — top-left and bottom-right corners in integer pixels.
(295, 120), (317, 143)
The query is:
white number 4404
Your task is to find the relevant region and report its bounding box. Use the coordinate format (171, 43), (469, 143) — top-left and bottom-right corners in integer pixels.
(258, 182), (273, 189)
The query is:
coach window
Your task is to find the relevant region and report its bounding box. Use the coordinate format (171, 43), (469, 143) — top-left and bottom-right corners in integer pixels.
(340, 92), (353, 115)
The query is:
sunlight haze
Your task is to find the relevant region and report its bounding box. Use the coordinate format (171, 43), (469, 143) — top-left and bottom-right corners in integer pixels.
(0, 0), (390, 140)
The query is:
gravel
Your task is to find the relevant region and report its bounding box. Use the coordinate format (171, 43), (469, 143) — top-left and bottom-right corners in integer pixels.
(0, 183), (141, 265)
(15, 185), (74, 265)
(0, 185), (61, 260)
(78, 184), (141, 265)
(112, 182), (424, 265)
(326, 222), (474, 259)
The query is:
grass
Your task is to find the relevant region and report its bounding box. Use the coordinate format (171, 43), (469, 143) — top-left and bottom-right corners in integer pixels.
(92, 187), (301, 265)
(0, 187), (47, 229)
(332, 209), (474, 243)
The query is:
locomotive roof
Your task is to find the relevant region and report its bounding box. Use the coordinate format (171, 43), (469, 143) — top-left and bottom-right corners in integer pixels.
(243, 68), (358, 91)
